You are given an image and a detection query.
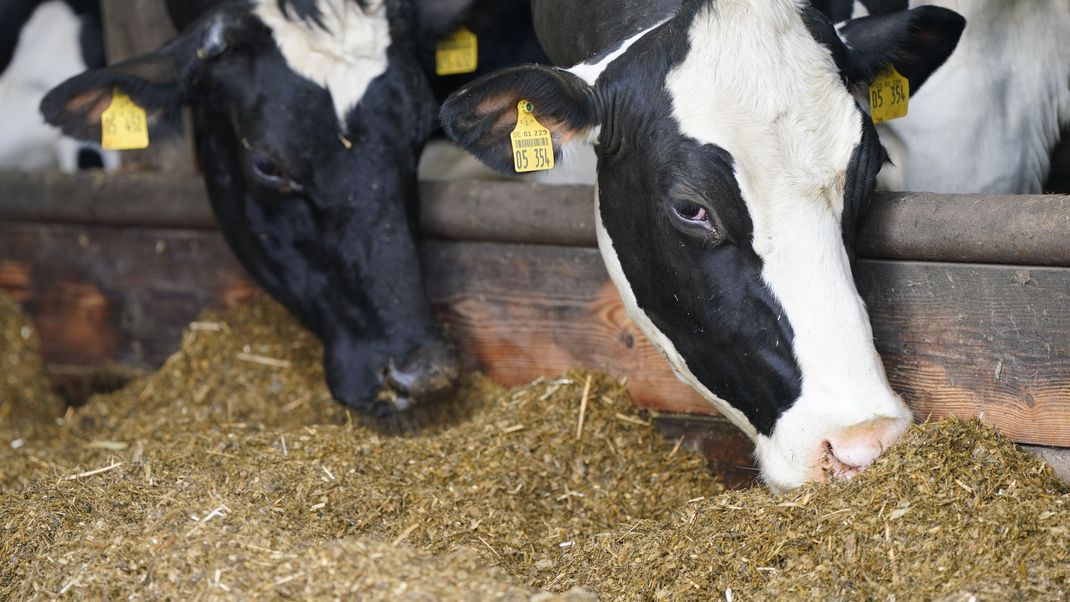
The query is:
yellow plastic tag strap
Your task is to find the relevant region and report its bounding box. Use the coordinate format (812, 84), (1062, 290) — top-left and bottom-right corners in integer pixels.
(868, 66), (910, 124)
(436, 27), (478, 76)
(510, 100), (555, 174)
(100, 89), (150, 150)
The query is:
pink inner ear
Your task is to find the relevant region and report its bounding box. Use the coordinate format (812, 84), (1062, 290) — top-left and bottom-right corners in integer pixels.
(66, 89), (115, 125)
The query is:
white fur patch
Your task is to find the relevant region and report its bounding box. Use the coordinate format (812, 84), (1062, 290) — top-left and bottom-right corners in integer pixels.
(0, 1), (117, 172)
(662, 0), (910, 490)
(872, 0), (1070, 193)
(254, 0), (391, 127)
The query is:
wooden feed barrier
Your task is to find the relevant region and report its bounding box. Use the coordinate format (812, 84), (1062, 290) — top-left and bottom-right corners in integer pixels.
(1, 171), (1069, 483)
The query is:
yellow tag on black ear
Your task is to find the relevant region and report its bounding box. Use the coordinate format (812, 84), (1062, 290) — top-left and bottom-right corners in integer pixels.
(868, 66), (910, 124)
(100, 89), (149, 150)
(510, 100), (555, 174)
(436, 27), (478, 76)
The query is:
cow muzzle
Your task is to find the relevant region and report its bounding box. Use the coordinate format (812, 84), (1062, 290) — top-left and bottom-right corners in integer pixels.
(755, 394), (913, 493)
(378, 342), (460, 413)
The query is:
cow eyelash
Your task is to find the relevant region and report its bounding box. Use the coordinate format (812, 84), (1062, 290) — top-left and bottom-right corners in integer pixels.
(667, 198), (725, 244)
(673, 200), (710, 224)
(251, 152), (285, 182)
(248, 150), (303, 192)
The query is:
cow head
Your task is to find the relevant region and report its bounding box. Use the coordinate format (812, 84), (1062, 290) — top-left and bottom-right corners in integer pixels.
(41, 0), (465, 422)
(443, 1), (964, 491)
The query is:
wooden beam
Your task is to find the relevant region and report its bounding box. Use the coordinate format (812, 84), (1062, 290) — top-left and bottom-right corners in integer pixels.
(2, 172), (1067, 265)
(858, 192), (1070, 266)
(0, 170), (213, 229)
(99, 0), (196, 174)
(1, 223), (1068, 447)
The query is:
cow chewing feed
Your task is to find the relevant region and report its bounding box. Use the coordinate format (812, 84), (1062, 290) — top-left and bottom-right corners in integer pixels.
(443, 0), (965, 491)
(820, 0), (1070, 194)
(40, 0), (471, 424)
(0, 0), (117, 172)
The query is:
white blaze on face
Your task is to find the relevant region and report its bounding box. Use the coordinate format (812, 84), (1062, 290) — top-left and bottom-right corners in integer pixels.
(254, 0), (391, 127)
(663, 0), (910, 491)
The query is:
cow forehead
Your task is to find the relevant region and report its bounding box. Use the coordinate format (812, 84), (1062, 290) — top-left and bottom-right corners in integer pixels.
(665, 0), (861, 226)
(253, 0), (391, 127)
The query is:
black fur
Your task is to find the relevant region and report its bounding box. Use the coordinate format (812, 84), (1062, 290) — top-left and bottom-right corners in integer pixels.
(840, 6), (966, 91)
(424, 0), (550, 104)
(41, 0), (463, 424)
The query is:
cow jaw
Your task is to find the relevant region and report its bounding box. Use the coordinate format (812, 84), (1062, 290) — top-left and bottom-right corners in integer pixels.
(253, 0), (391, 128)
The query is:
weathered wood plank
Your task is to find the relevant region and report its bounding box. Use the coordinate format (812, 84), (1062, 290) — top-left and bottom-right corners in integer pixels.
(859, 260), (1070, 448)
(0, 170), (213, 229)
(859, 193), (1070, 267)
(1, 223), (1068, 446)
(0, 224), (255, 369)
(2, 172), (1068, 266)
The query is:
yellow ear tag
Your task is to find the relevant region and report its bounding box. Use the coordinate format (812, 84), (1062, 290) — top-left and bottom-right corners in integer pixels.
(510, 100), (555, 174)
(868, 66), (910, 124)
(100, 89), (150, 150)
(435, 27), (478, 76)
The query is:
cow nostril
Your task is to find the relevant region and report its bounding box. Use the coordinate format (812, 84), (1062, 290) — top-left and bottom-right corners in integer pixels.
(821, 440), (869, 481)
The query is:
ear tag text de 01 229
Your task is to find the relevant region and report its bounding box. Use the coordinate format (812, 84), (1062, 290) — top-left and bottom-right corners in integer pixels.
(511, 100), (555, 174)
(868, 66), (910, 124)
(436, 27), (478, 76)
(101, 89), (150, 150)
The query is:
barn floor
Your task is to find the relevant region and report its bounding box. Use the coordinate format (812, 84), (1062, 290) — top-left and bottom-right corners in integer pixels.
(2, 293), (1070, 600)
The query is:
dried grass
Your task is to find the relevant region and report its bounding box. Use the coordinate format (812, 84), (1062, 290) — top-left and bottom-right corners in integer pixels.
(2, 295), (1068, 600)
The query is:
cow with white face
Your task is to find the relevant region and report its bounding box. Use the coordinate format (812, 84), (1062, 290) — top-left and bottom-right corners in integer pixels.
(442, 0), (965, 491)
(41, 0), (475, 424)
(816, 0), (1070, 194)
(0, 0), (117, 172)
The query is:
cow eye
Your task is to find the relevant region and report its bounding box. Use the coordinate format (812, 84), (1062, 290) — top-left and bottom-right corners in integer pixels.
(673, 200), (709, 223)
(251, 152), (285, 184)
(667, 198), (725, 244)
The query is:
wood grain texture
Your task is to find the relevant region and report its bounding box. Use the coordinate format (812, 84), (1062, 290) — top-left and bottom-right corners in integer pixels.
(859, 260), (1070, 447)
(1, 230), (1068, 446)
(3, 172), (1068, 266)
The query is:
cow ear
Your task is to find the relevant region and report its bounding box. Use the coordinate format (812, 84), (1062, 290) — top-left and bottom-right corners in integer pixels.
(440, 65), (600, 175)
(839, 6), (966, 93)
(39, 31), (204, 144)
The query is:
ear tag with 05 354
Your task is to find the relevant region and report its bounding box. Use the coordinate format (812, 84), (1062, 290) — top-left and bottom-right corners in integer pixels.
(510, 100), (555, 174)
(868, 66), (910, 124)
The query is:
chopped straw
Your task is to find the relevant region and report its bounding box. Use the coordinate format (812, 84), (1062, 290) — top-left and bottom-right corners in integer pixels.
(2, 295), (1069, 600)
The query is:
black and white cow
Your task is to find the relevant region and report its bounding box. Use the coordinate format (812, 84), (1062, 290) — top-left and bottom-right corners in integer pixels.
(0, 0), (116, 171)
(818, 0), (1070, 194)
(443, 0), (965, 490)
(41, 0), (474, 422)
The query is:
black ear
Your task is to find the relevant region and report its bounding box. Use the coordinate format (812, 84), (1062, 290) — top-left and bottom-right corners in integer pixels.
(440, 65), (600, 174)
(38, 15), (222, 145)
(40, 52), (187, 144)
(840, 6), (966, 93)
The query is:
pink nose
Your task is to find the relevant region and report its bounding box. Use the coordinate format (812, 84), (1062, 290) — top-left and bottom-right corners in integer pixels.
(822, 416), (910, 479)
